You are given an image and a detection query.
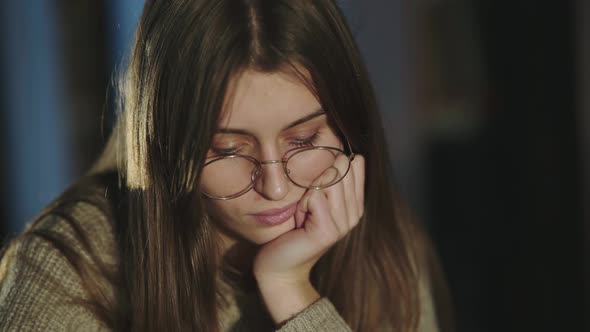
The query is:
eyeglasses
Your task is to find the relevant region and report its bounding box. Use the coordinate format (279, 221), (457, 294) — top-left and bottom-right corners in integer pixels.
(201, 137), (355, 200)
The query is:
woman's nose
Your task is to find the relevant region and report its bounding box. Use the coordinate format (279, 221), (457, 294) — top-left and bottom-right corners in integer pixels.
(253, 162), (289, 201)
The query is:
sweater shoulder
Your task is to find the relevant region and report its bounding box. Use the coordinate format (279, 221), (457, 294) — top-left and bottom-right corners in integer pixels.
(0, 202), (115, 331)
(33, 200), (117, 263)
(0, 198), (117, 283)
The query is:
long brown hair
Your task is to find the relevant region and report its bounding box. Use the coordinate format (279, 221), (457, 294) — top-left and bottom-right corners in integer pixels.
(6, 1), (431, 331)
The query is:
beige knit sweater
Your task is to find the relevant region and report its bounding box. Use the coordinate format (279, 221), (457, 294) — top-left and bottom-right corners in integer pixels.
(0, 202), (440, 331)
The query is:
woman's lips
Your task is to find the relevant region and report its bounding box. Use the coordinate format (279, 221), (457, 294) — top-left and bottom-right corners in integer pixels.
(252, 202), (298, 226)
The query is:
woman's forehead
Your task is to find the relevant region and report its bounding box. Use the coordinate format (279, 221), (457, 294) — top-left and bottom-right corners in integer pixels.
(218, 69), (322, 132)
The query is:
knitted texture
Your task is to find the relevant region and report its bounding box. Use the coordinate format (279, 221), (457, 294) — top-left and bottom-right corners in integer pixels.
(277, 298), (351, 332)
(0, 202), (113, 331)
(0, 202), (439, 331)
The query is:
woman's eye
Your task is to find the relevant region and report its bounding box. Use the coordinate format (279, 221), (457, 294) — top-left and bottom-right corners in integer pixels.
(291, 132), (320, 148)
(211, 146), (242, 155)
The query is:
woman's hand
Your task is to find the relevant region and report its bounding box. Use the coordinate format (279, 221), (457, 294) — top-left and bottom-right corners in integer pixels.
(253, 154), (365, 324)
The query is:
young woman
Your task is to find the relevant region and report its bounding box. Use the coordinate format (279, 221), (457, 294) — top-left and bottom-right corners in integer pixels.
(0, 1), (452, 331)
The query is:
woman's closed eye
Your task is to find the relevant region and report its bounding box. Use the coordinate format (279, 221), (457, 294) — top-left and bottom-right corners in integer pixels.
(209, 141), (249, 156)
(290, 132), (320, 148)
(209, 132), (321, 157)
(210, 145), (245, 156)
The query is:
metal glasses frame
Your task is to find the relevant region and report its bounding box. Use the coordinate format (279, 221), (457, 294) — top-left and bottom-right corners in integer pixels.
(201, 135), (356, 200)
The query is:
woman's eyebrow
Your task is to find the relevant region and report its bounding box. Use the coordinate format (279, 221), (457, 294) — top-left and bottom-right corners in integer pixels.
(216, 109), (326, 136)
(282, 109), (325, 131)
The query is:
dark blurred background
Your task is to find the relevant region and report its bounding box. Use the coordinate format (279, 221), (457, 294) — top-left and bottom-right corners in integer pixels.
(0, 1), (587, 331)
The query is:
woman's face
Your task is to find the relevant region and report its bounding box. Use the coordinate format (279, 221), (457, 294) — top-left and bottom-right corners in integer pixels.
(203, 69), (343, 246)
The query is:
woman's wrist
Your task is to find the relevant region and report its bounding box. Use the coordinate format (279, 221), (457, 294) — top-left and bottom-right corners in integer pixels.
(255, 276), (321, 325)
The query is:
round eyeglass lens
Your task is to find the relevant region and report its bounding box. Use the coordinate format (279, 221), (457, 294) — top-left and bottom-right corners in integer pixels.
(286, 147), (348, 189)
(201, 155), (259, 198)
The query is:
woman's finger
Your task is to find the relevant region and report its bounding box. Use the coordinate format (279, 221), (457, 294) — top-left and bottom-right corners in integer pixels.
(294, 188), (313, 229)
(352, 154), (365, 224)
(311, 164), (348, 236)
(336, 153), (359, 229)
(304, 190), (341, 245)
(295, 188), (341, 247)
(294, 167), (338, 230)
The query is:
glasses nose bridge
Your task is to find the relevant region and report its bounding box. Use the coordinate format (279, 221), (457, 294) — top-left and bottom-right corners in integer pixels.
(253, 159), (289, 179)
(259, 159), (286, 166)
